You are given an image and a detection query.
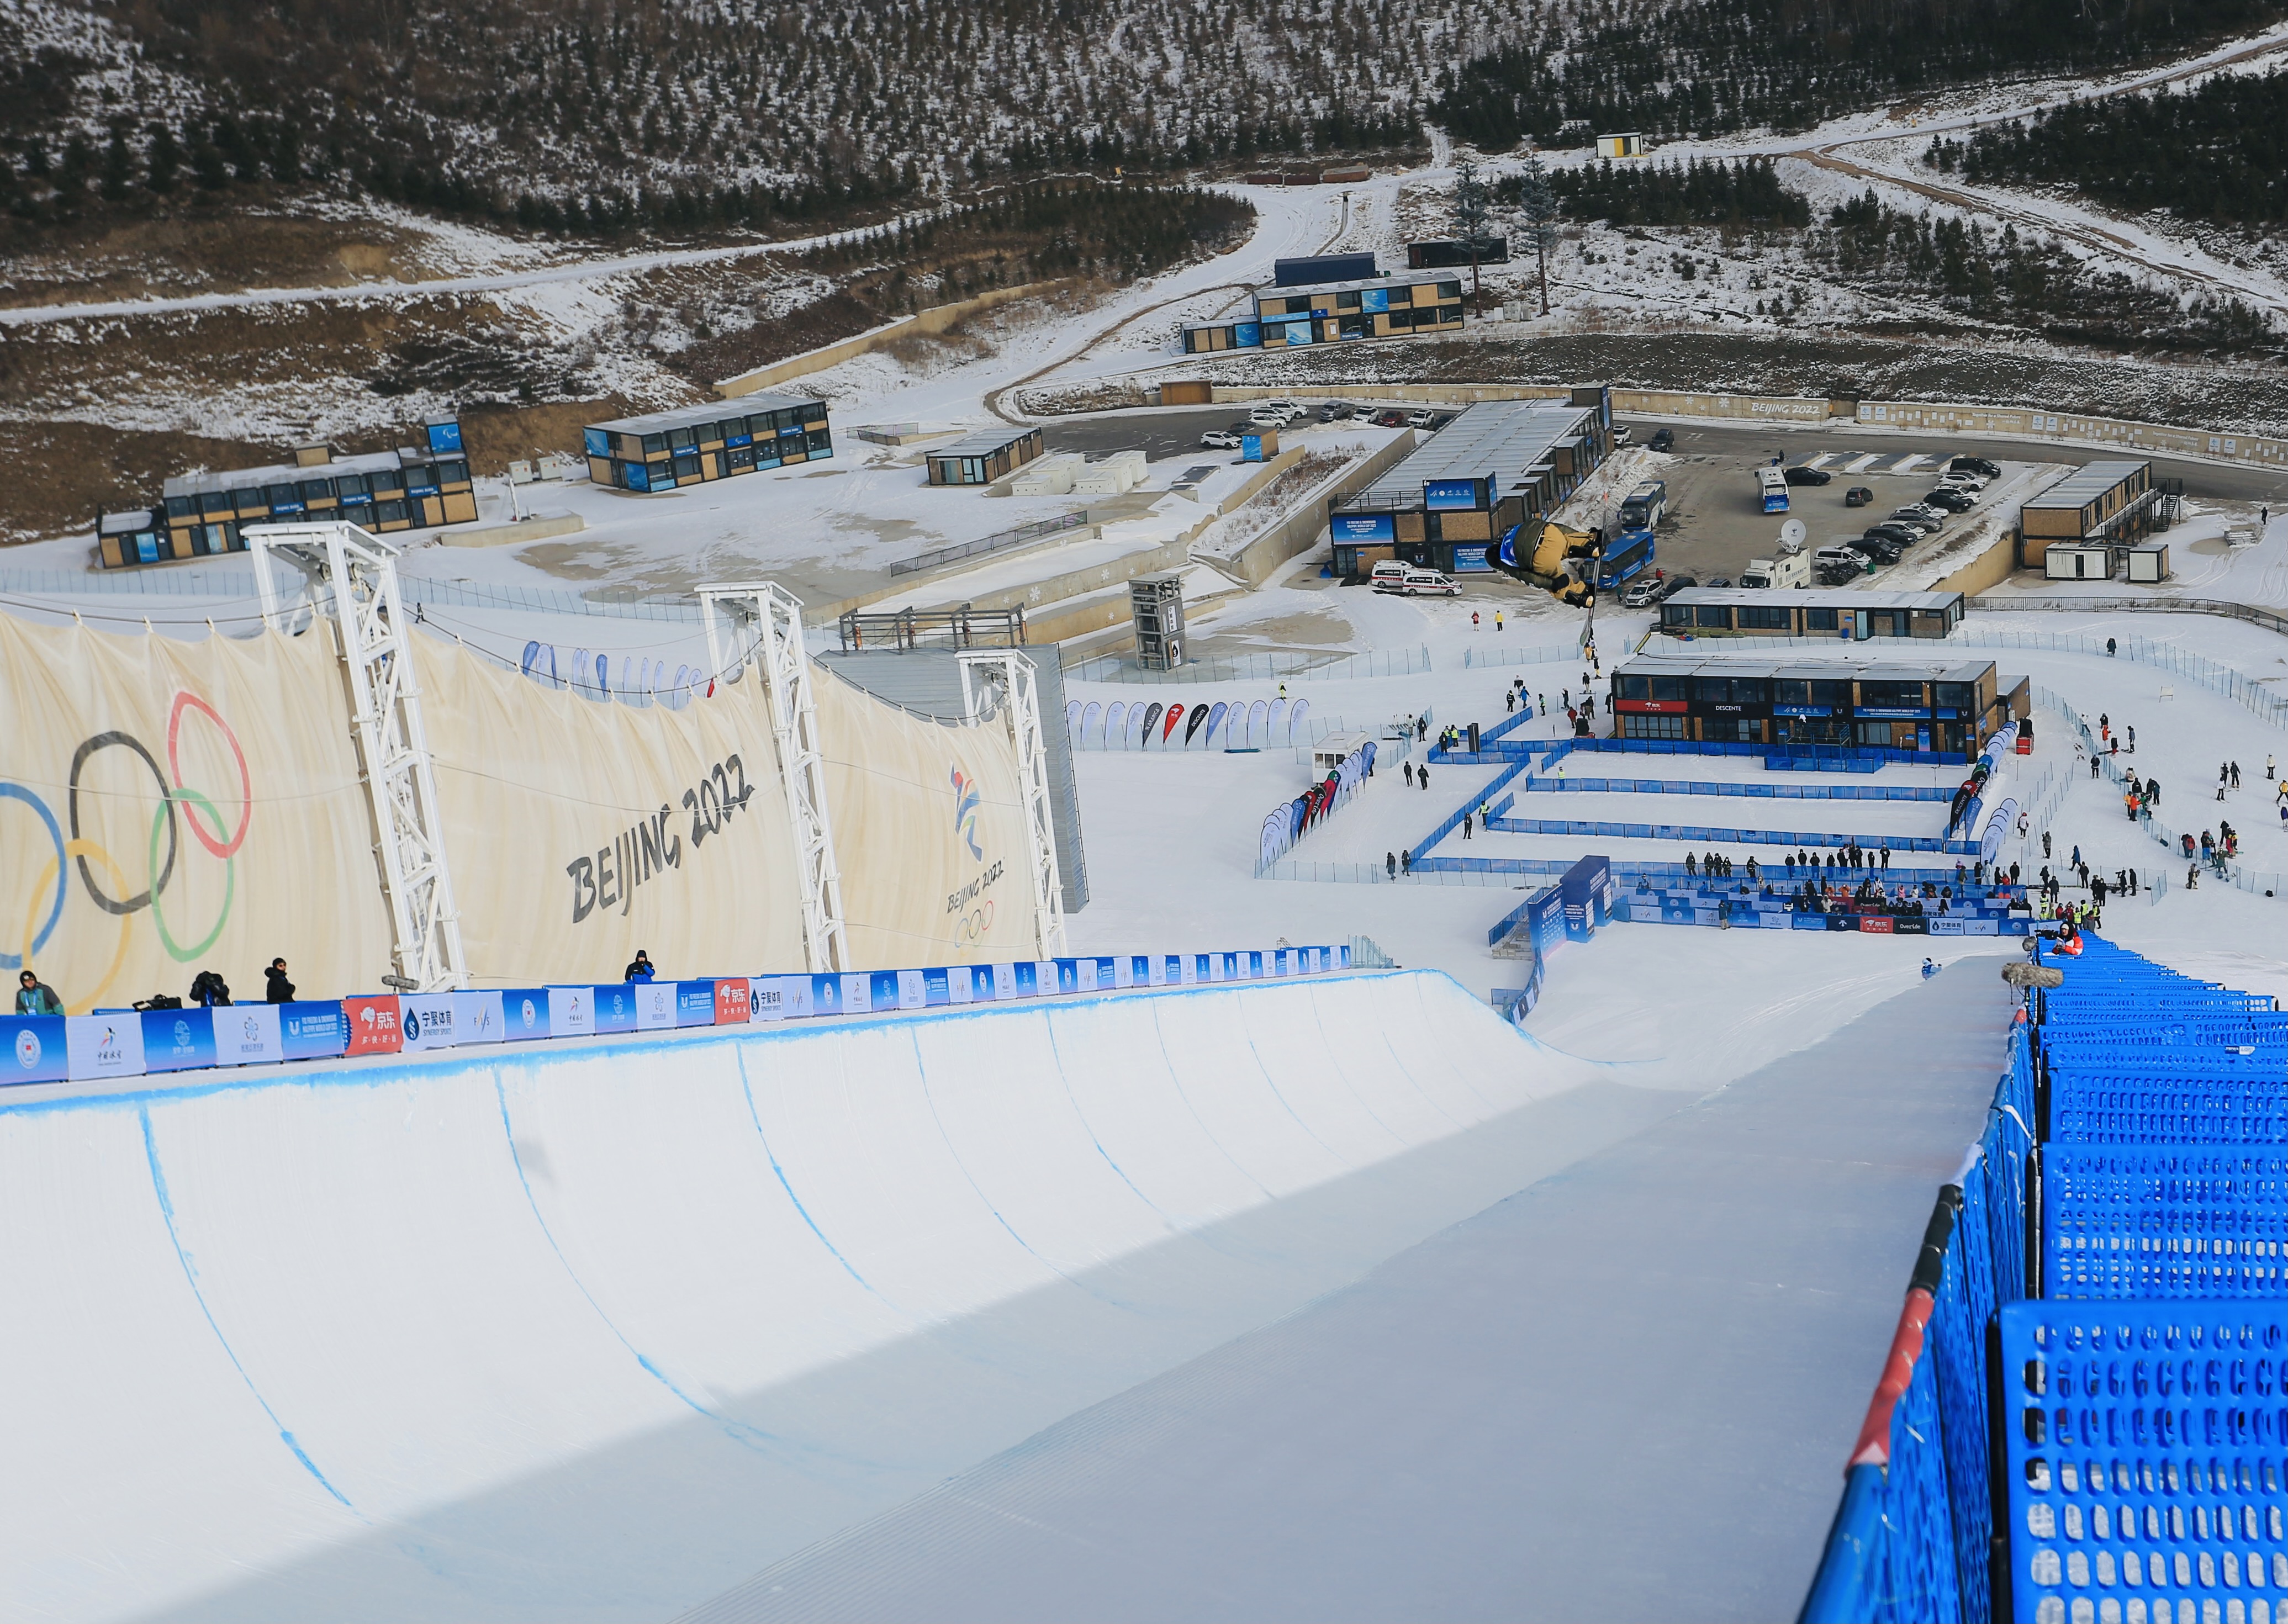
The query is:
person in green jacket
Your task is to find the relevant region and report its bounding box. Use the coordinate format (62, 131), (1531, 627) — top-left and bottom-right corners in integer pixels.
(15, 970), (62, 1015)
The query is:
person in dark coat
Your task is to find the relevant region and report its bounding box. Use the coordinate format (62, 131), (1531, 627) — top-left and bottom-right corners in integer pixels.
(15, 970), (61, 1015)
(625, 950), (656, 981)
(265, 959), (296, 1003)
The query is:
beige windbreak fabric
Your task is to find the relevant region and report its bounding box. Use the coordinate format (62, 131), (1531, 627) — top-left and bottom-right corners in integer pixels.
(411, 639), (807, 986)
(0, 616), (392, 1012)
(809, 666), (1038, 969)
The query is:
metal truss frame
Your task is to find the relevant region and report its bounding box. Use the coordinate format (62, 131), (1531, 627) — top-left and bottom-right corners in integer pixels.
(246, 521), (468, 992)
(697, 582), (848, 974)
(958, 650), (1068, 958)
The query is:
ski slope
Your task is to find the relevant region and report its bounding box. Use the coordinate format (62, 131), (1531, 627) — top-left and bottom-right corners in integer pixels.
(0, 968), (1665, 1623)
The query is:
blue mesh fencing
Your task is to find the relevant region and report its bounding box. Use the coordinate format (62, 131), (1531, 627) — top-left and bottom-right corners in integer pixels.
(2045, 1147), (2288, 1301)
(1492, 816), (1963, 853)
(1997, 1298), (2288, 1624)
(1514, 776), (1951, 800)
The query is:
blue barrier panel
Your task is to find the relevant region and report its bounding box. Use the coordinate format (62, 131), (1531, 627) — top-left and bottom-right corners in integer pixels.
(279, 1001), (350, 1060)
(1998, 1297), (2288, 1624)
(0, 1014), (69, 1085)
(2043, 1145), (2288, 1299)
(141, 1008), (217, 1073)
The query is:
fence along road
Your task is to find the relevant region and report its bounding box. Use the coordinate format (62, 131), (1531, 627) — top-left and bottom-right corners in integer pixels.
(0, 967), (1679, 1622)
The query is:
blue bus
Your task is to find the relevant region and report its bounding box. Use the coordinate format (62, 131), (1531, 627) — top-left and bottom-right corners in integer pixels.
(1595, 527), (1655, 590)
(1757, 467), (1790, 514)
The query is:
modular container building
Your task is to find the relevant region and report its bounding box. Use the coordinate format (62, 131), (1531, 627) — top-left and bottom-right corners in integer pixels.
(1597, 133), (1646, 157)
(104, 416), (476, 569)
(925, 426), (1045, 487)
(1610, 653), (2012, 750)
(1324, 392), (1613, 579)
(1249, 271), (1466, 348)
(1406, 237), (1510, 269)
(2016, 459), (2154, 566)
(584, 396), (831, 493)
(1656, 587), (1965, 642)
(1273, 252), (1378, 285)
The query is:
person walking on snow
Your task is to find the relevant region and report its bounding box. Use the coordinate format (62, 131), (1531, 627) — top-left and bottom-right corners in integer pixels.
(2127, 724), (2135, 753)
(2232, 761), (2242, 790)
(1386, 851), (1397, 879)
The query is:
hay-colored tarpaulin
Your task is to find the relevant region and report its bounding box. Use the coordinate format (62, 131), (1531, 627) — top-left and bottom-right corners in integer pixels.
(0, 616), (392, 1012)
(811, 666), (1039, 969)
(414, 637), (809, 986)
(1, 615), (1041, 1002)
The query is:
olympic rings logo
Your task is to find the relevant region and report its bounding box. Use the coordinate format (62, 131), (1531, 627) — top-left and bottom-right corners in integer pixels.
(958, 901), (995, 943)
(2, 691), (251, 1013)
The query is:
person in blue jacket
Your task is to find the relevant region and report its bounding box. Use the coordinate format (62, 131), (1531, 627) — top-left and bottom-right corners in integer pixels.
(624, 950), (657, 982)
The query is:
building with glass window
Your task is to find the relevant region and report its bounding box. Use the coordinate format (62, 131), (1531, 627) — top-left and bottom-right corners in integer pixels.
(924, 426), (1046, 487)
(582, 396), (832, 493)
(1325, 393), (1613, 579)
(1609, 654), (2019, 751)
(1655, 588), (1965, 641)
(1181, 268), (1468, 353)
(102, 417), (475, 570)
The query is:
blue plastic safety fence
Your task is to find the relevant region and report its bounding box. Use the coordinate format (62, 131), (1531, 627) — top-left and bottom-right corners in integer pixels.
(2044, 1147), (2288, 1301)
(1996, 1298), (2288, 1624)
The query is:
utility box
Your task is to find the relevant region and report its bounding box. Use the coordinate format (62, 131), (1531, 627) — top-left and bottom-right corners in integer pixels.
(2126, 542), (2170, 583)
(1130, 573), (1186, 671)
(1241, 430), (1278, 462)
(2044, 544), (2113, 581)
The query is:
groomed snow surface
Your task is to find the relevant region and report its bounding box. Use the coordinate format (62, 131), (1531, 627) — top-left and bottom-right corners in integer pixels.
(6, 563), (2288, 1621)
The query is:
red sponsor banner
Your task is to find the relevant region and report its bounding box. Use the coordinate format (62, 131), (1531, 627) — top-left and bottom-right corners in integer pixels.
(343, 995), (404, 1055)
(1859, 915), (1895, 934)
(1615, 699), (1690, 714)
(714, 978), (752, 1025)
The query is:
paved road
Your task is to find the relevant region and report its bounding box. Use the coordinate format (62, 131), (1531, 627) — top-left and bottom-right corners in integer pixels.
(1042, 404), (2288, 506)
(684, 963), (2018, 1624)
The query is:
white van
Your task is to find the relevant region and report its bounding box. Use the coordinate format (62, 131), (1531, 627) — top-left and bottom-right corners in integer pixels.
(1385, 567), (1461, 597)
(1368, 559), (1410, 588)
(1739, 552), (1809, 590)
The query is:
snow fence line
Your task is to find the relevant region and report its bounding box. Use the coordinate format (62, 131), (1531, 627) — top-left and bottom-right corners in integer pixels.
(0, 945), (1356, 1094)
(1804, 937), (2288, 1622)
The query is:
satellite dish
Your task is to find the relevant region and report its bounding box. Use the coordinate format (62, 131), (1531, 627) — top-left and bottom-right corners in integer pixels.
(1779, 519), (1808, 554)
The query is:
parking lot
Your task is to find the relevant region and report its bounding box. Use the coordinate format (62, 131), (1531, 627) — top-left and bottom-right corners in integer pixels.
(1611, 443), (2014, 592)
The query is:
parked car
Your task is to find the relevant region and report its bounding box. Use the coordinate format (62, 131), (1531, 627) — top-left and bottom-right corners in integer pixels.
(1865, 522), (1921, 543)
(1884, 511), (1942, 535)
(1248, 409), (1288, 429)
(1373, 409), (1408, 427)
(1376, 566), (1462, 597)
(1949, 455), (2001, 478)
(1939, 470), (1986, 491)
(1428, 411), (1458, 429)
(1200, 429), (1242, 449)
(1612, 425), (1635, 447)
(1648, 429), (1674, 452)
(1658, 574), (1698, 598)
(1322, 402), (1355, 421)
(1895, 502), (1948, 521)
(1621, 576), (1665, 608)
(1925, 488), (1977, 511)
(1783, 465), (1833, 486)
(1407, 409), (1436, 429)
(1843, 486), (1875, 507)
(1704, 575), (1732, 589)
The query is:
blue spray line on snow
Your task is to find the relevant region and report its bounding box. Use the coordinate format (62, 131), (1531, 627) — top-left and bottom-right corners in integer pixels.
(490, 1074), (789, 1454)
(138, 1104), (358, 1512)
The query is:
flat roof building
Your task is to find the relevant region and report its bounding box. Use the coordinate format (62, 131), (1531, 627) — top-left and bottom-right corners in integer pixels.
(2017, 459), (2155, 564)
(1609, 652), (2014, 751)
(1657, 587), (1965, 641)
(1182, 268), (1469, 354)
(102, 416), (474, 570)
(1325, 392), (1613, 579)
(925, 426), (1045, 488)
(583, 395), (830, 494)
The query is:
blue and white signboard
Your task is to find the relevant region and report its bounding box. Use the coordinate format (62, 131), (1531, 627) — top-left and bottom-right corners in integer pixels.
(546, 986), (596, 1037)
(141, 1009), (217, 1074)
(1424, 479), (1481, 511)
(279, 1002), (349, 1060)
(453, 991), (508, 1045)
(1452, 544), (1491, 573)
(1333, 513), (1396, 543)
(1234, 321), (1262, 347)
(1362, 288), (1389, 313)
(213, 1004), (284, 1066)
(634, 981), (678, 1031)
(1283, 320), (1313, 345)
(426, 420), (464, 454)
(1, 1015), (68, 1085)
(401, 993), (459, 1051)
(66, 1014), (145, 1081)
